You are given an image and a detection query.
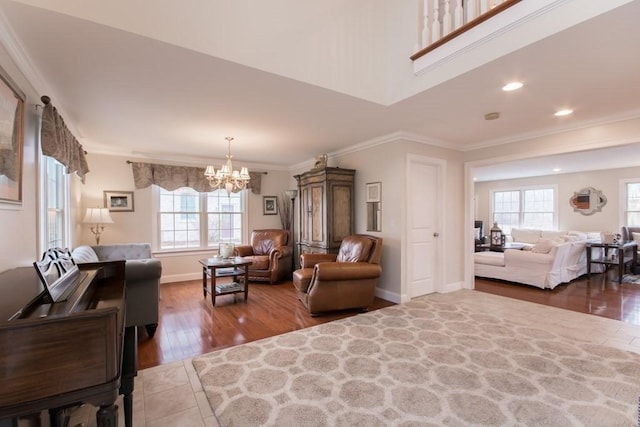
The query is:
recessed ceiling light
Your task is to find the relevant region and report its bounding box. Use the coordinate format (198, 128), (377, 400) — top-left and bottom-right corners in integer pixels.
(553, 168), (562, 172)
(554, 109), (573, 117)
(502, 82), (523, 91)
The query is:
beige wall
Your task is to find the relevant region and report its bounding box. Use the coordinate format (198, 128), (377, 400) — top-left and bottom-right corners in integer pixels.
(475, 166), (640, 235)
(0, 43), (39, 273)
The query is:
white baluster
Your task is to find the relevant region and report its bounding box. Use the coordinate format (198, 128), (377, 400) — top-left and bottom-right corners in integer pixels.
(454, 0), (464, 28)
(431, 0), (441, 43)
(480, 0), (489, 14)
(442, 0), (452, 35)
(466, 0), (477, 23)
(422, 0), (432, 47)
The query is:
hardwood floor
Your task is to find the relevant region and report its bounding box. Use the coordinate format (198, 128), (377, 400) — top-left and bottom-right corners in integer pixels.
(137, 279), (395, 370)
(139, 270), (640, 370)
(475, 271), (640, 326)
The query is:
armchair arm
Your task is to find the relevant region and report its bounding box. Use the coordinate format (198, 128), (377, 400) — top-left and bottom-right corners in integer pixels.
(125, 258), (162, 281)
(300, 253), (337, 268)
(235, 245), (254, 257)
(313, 262), (382, 281)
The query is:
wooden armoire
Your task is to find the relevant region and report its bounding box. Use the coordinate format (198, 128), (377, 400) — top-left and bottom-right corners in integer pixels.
(295, 167), (355, 254)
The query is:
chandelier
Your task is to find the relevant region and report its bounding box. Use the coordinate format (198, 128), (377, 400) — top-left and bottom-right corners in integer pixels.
(204, 137), (250, 194)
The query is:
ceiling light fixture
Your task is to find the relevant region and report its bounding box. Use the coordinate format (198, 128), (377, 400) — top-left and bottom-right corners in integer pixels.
(554, 109), (573, 117)
(204, 137), (250, 195)
(502, 81), (523, 91)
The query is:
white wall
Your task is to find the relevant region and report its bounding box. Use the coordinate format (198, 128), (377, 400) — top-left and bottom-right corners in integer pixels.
(475, 166), (640, 235)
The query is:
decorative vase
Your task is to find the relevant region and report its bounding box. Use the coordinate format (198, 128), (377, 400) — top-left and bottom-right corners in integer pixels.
(219, 243), (235, 258)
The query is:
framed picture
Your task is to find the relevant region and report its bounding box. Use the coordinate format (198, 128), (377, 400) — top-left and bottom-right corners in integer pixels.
(104, 190), (134, 212)
(0, 64), (25, 204)
(263, 196), (277, 215)
(366, 182), (381, 203)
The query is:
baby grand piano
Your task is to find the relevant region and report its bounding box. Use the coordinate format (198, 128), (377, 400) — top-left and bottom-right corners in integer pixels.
(0, 249), (137, 427)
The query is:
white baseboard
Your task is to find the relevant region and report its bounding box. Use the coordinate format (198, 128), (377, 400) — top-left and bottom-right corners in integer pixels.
(375, 287), (402, 304)
(441, 280), (465, 293)
(160, 272), (200, 284)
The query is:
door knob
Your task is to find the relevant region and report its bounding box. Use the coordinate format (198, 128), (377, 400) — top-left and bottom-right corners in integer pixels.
(433, 232), (439, 237)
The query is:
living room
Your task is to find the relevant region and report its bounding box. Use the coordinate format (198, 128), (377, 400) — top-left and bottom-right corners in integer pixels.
(2, 1), (640, 425)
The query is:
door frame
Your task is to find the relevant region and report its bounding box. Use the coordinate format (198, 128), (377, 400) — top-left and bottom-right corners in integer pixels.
(402, 154), (446, 303)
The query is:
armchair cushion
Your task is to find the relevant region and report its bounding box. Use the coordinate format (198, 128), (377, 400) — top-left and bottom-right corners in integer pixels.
(336, 236), (373, 262)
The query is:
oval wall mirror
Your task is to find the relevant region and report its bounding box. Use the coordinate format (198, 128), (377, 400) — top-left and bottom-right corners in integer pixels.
(569, 187), (607, 215)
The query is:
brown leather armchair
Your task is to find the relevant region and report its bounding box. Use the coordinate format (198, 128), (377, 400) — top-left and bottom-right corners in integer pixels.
(235, 229), (293, 284)
(292, 234), (383, 316)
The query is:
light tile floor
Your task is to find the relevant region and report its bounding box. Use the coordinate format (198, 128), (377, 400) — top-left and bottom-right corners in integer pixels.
(68, 290), (640, 426)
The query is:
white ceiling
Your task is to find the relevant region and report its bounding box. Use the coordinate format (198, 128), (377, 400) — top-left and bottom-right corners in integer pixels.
(1, 0), (640, 177)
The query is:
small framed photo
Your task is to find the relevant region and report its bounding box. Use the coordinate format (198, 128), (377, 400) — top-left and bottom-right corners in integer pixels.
(263, 196), (277, 215)
(104, 190), (134, 212)
(366, 182), (381, 203)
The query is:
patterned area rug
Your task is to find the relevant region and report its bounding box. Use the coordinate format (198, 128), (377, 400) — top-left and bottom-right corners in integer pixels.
(193, 291), (640, 426)
(623, 274), (640, 285)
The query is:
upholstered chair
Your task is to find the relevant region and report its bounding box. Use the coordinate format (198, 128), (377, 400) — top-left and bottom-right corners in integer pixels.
(234, 229), (293, 284)
(292, 234), (383, 316)
(621, 226), (640, 273)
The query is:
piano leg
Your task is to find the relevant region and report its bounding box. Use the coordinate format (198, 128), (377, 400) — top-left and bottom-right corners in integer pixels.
(119, 326), (138, 427)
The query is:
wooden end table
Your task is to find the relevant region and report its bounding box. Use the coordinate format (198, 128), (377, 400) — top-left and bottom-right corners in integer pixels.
(199, 257), (252, 306)
(586, 241), (638, 282)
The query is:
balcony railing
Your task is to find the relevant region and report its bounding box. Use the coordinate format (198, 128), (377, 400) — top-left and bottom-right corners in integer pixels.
(411, 0), (522, 61)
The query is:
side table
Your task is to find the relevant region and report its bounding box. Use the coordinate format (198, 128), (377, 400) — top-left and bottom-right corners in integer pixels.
(199, 257), (252, 306)
(586, 241), (638, 282)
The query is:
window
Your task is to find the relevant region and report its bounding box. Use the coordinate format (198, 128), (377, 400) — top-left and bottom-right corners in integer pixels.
(157, 187), (245, 250)
(623, 180), (640, 226)
(40, 156), (69, 250)
(492, 186), (556, 234)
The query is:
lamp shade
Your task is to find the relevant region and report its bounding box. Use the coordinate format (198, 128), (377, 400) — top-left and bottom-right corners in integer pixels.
(83, 207), (114, 224)
(285, 189), (298, 200)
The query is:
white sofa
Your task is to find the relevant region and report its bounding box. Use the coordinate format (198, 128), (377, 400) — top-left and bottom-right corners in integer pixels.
(475, 229), (600, 289)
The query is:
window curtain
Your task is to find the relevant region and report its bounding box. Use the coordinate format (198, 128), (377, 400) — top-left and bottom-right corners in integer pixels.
(130, 162), (262, 194)
(40, 97), (89, 183)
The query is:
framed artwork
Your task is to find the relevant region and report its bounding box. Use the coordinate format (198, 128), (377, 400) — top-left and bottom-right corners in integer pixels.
(366, 182), (381, 203)
(0, 64), (25, 204)
(104, 190), (134, 212)
(263, 196), (277, 215)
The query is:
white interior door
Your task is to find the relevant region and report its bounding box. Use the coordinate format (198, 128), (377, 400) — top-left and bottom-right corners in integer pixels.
(406, 155), (442, 299)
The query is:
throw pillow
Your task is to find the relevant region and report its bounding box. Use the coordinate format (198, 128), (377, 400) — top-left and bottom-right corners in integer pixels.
(532, 239), (556, 254)
(633, 232), (640, 245)
(71, 245), (99, 263)
(474, 227), (481, 240)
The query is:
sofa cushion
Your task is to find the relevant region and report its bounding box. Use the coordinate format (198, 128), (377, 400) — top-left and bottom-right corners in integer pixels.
(510, 228), (542, 244)
(474, 251), (505, 267)
(92, 243), (152, 261)
(632, 232), (640, 245)
(72, 245), (99, 263)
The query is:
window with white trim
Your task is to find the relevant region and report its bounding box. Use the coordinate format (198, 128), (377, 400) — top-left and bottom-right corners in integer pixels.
(157, 187), (245, 250)
(492, 186), (556, 234)
(623, 180), (640, 226)
(40, 156), (69, 250)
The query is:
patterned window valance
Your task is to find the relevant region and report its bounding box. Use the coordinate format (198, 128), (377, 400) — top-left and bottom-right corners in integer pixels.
(130, 162), (262, 194)
(40, 96), (89, 183)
